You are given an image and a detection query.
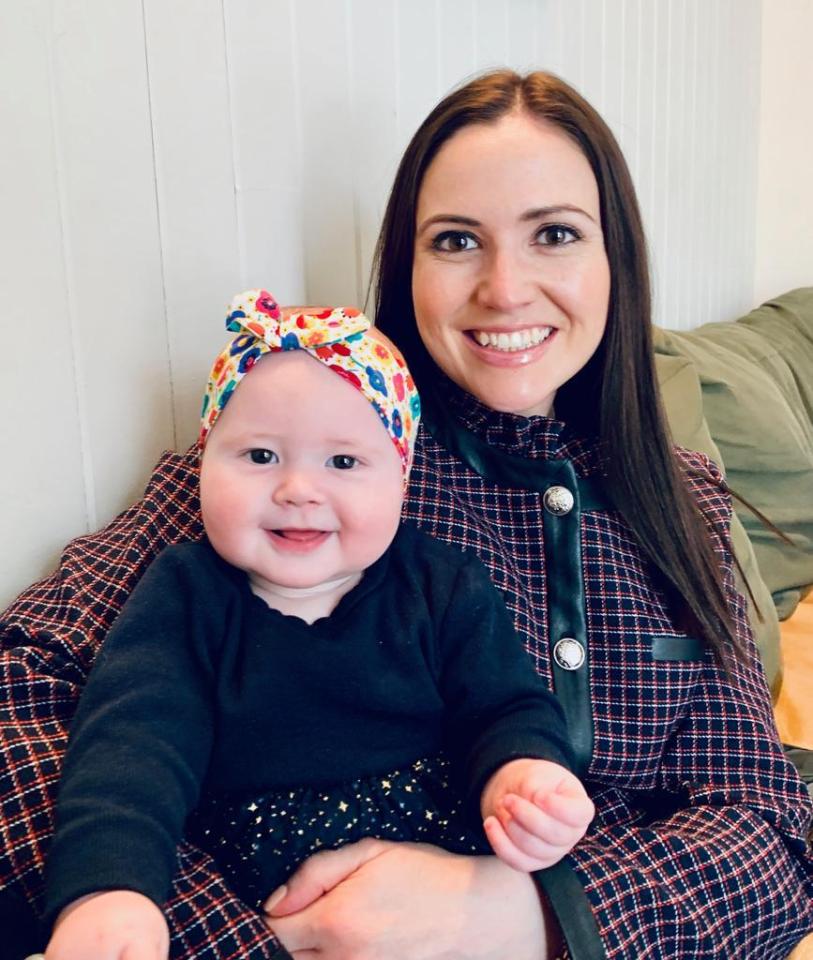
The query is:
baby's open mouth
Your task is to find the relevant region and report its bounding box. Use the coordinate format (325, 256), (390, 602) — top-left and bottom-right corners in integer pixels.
(273, 529), (327, 542)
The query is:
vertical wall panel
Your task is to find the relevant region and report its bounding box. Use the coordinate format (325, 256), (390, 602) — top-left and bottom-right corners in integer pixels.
(474, 0), (508, 70)
(621, 0), (642, 184)
(535, 0), (566, 78)
(603, 0), (627, 140)
(755, 0), (813, 304)
(225, 0), (306, 304)
(349, 0), (399, 307)
(506, 0), (537, 72)
(580, 0), (607, 115)
(438, 0), (477, 92)
(49, 0), (174, 522)
(143, 0), (243, 451)
(294, 0), (361, 307)
(736, 0), (760, 319)
(0, 0), (88, 603)
(561, 1), (586, 94)
(396, 0), (441, 146)
(635, 0), (662, 284)
(649, 1), (669, 317)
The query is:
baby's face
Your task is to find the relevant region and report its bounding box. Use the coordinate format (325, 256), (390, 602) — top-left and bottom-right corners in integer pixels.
(200, 351), (404, 602)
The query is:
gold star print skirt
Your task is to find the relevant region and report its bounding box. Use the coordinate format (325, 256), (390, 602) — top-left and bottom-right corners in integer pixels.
(187, 753), (489, 907)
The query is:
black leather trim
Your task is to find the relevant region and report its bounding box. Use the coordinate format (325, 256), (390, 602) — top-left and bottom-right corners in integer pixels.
(422, 402), (604, 776)
(651, 634), (705, 661)
(534, 862), (607, 960)
(542, 457), (593, 774)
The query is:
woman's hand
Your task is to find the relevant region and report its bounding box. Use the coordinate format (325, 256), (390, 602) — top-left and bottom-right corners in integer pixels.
(263, 839), (554, 960)
(45, 890), (169, 960)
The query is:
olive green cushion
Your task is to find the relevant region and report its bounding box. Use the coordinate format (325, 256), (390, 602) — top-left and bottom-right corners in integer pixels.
(654, 353), (781, 694)
(653, 288), (813, 621)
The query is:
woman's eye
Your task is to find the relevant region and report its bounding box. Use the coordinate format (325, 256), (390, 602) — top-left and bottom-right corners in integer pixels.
(328, 454), (357, 470)
(536, 224), (580, 246)
(248, 448), (277, 464)
(432, 231), (480, 252)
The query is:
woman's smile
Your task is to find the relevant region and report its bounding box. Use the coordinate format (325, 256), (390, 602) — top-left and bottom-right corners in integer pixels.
(469, 325), (555, 352)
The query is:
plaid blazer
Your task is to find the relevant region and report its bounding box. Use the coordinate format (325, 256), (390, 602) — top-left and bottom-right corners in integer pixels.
(1, 393), (812, 958)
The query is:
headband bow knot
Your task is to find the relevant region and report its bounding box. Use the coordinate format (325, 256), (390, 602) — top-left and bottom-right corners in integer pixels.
(200, 289), (420, 475)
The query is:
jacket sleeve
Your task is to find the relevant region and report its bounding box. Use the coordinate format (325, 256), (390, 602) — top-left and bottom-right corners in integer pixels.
(434, 553), (575, 806)
(560, 457), (813, 960)
(0, 450), (290, 958)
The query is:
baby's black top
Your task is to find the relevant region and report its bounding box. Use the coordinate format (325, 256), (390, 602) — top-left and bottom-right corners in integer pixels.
(45, 523), (572, 918)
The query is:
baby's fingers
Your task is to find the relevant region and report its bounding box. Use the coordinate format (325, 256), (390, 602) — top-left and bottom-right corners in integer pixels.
(536, 784), (595, 830)
(504, 793), (585, 848)
(483, 815), (549, 872)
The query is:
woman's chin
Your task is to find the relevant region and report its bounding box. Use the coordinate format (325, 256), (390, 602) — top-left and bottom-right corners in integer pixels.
(464, 383), (556, 418)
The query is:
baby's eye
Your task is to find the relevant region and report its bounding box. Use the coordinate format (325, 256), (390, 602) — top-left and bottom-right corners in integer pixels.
(328, 454), (357, 470)
(536, 224), (581, 246)
(431, 231), (480, 253)
(247, 448), (278, 464)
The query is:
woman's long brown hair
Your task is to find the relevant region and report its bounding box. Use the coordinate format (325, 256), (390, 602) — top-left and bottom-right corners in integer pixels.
(372, 69), (745, 664)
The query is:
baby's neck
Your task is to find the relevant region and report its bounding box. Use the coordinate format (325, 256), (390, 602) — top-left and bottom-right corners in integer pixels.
(249, 572), (363, 624)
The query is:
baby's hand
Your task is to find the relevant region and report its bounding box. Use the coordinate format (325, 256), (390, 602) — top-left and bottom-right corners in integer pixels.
(45, 890), (169, 960)
(481, 758), (594, 872)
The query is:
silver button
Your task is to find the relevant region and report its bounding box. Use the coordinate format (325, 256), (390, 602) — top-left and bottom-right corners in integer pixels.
(543, 485), (574, 516)
(553, 637), (586, 671)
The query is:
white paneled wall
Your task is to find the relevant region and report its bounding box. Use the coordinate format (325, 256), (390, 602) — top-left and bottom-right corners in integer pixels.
(1, 0), (763, 607)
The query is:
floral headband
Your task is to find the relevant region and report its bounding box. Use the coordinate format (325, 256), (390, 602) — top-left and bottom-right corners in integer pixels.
(200, 289), (421, 474)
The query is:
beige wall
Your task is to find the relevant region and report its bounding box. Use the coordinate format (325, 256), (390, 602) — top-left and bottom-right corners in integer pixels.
(755, 0), (813, 304)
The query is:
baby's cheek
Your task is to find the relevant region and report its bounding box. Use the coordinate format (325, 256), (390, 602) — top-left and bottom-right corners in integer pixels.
(201, 473), (249, 541)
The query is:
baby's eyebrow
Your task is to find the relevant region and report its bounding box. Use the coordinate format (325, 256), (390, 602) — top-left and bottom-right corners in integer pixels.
(326, 437), (375, 450)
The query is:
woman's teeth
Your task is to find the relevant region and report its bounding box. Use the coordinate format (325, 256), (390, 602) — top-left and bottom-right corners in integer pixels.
(472, 327), (553, 351)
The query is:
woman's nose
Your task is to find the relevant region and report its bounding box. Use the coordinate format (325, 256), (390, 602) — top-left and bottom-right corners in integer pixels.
(272, 468), (323, 506)
(475, 249), (535, 312)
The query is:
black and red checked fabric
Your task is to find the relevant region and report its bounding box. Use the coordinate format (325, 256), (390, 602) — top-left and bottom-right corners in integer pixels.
(1, 391), (812, 958)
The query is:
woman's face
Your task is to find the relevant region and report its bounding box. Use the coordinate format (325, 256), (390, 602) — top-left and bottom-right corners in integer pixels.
(412, 111), (610, 417)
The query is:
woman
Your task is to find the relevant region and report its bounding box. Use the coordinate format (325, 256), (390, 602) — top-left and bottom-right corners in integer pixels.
(3, 70), (812, 959)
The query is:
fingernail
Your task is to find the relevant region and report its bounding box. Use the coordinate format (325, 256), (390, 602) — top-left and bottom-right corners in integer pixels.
(263, 884), (288, 913)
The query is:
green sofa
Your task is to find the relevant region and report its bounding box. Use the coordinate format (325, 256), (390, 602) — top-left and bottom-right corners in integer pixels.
(653, 287), (813, 781)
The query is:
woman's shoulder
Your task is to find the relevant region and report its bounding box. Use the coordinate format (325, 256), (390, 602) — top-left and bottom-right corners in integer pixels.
(672, 443), (733, 533)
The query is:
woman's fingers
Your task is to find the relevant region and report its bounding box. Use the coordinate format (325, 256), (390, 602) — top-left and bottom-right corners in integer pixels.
(263, 836), (389, 917)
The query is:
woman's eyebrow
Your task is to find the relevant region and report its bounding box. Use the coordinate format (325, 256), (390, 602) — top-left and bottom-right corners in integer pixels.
(416, 214), (480, 235)
(417, 204), (598, 236)
(520, 204), (598, 224)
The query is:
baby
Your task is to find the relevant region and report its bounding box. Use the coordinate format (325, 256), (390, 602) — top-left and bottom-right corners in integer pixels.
(44, 290), (594, 959)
